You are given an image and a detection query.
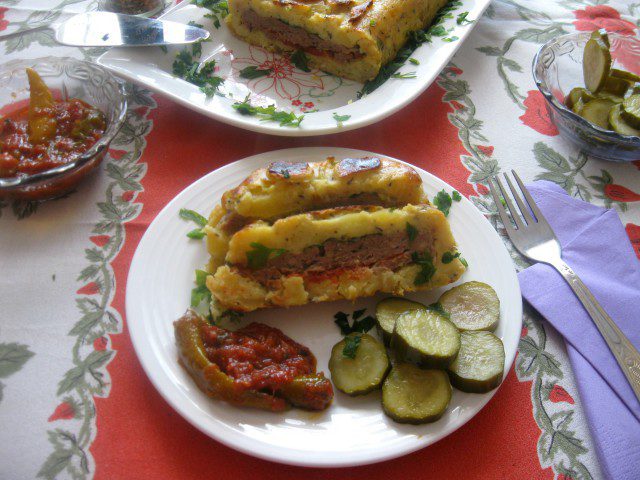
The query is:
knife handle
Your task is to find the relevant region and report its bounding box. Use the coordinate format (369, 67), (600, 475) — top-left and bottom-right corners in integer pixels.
(551, 258), (640, 404)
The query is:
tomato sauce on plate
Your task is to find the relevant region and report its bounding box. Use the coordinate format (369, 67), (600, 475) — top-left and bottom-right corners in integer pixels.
(0, 99), (106, 178)
(201, 322), (316, 393)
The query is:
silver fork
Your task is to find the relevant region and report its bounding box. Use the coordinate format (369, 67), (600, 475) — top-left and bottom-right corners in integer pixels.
(489, 171), (640, 402)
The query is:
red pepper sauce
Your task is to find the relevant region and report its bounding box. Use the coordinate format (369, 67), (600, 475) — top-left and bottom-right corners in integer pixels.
(0, 99), (106, 178)
(201, 322), (317, 393)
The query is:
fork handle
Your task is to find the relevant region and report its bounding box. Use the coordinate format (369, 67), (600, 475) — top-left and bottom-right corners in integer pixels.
(550, 258), (640, 403)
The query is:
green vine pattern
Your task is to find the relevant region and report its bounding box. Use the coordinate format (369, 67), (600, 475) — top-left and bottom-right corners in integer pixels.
(477, 1), (569, 109)
(0, 342), (35, 403)
(36, 85), (155, 480)
(436, 64), (596, 479)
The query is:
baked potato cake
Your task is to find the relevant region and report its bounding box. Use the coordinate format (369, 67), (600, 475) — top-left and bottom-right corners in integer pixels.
(206, 156), (427, 270)
(226, 0), (449, 82)
(207, 204), (466, 312)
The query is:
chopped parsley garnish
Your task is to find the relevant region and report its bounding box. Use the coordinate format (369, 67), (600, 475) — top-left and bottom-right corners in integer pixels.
(392, 72), (417, 79)
(433, 189), (454, 216)
(359, 0), (462, 97)
(172, 48), (224, 97)
(460, 256), (468, 267)
(291, 50), (311, 72)
(191, 269), (212, 318)
(194, 0), (229, 29)
(180, 208), (208, 239)
(239, 66), (273, 79)
(217, 309), (244, 324)
(333, 112), (351, 127)
(409, 57), (420, 65)
(442, 251), (461, 263)
(443, 36), (459, 43)
(369, 19), (376, 27)
(412, 251), (436, 285)
(456, 11), (472, 25)
(246, 242), (287, 269)
(232, 95), (304, 127)
(342, 334), (362, 359)
(452, 190), (462, 202)
(334, 309), (376, 335)
(427, 302), (450, 319)
(406, 222), (418, 242)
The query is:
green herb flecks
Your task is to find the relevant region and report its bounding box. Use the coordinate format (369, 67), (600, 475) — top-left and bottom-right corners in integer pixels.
(172, 49), (224, 97)
(392, 72), (417, 79)
(412, 251), (436, 285)
(239, 66), (273, 79)
(194, 0), (229, 29)
(452, 190), (462, 202)
(409, 58), (420, 65)
(456, 11), (472, 25)
(246, 242), (287, 270)
(334, 309), (376, 335)
(406, 222), (418, 242)
(359, 0), (462, 97)
(443, 36), (459, 43)
(291, 50), (311, 72)
(333, 112), (351, 127)
(427, 302), (450, 319)
(191, 269), (212, 318)
(442, 251), (459, 263)
(370, 19), (376, 27)
(342, 334), (362, 359)
(232, 95), (304, 127)
(433, 189), (454, 216)
(180, 208), (208, 239)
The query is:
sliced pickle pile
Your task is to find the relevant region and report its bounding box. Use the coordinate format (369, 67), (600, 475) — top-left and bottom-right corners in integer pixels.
(563, 29), (640, 137)
(329, 282), (506, 425)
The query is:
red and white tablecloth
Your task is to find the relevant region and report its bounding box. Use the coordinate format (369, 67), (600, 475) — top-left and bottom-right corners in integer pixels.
(1, 1), (639, 478)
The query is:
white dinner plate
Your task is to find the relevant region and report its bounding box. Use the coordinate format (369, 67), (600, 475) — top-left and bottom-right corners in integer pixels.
(98, 0), (490, 136)
(126, 147), (522, 467)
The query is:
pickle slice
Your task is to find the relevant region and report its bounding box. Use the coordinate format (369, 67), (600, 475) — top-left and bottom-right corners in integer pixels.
(622, 94), (640, 128)
(392, 309), (460, 368)
(329, 333), (390, 396)
(447, 331), (505, 393)
(583, 38), (611, 93)
(565, 87), (594, 110)
(595, 91), (624, 104)
(572, 97), (585, 115)
(375, 297), (427, 346)
(581, 98), (615, 129)
(609, 104), (640, 136)
(602, 76), (633, 97)
(611, 68), (640, 83)
(438, 281), (500, 332)
(382, 364), (451, 424)
(590, 28), (610, 49)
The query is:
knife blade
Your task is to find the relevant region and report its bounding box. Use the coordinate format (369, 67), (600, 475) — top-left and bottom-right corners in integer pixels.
(54, 12), (209, 47)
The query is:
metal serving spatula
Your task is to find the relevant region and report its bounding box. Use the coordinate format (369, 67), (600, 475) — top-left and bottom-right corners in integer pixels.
(0, 12), (209, 47)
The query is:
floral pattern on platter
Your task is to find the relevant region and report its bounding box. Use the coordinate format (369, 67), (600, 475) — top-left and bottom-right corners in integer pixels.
(231, 46), (325, 101)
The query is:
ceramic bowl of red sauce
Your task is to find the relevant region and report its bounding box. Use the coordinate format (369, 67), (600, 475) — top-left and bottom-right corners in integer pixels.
(0, 57), (127, 200)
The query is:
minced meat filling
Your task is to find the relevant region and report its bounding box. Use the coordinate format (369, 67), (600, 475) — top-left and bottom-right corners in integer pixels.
(242, 231), (434, 285)
(241, 9), (364, 62)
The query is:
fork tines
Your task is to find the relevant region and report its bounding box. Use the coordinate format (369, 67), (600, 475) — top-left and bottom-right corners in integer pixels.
(488, 171), (545, 231)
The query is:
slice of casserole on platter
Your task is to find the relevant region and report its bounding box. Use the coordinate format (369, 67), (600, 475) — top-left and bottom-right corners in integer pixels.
(226, 0), (449, 82)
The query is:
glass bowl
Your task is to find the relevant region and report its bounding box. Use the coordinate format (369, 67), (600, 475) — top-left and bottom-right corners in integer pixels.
(533, 32), (640, 163)
(0, 57), (127, 200)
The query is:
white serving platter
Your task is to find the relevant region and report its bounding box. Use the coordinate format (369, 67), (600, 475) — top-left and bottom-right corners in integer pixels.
(98, 0), (490, 136)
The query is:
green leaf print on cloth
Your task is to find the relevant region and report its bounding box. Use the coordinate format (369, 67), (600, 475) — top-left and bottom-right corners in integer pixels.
(0, 342), (35, 403)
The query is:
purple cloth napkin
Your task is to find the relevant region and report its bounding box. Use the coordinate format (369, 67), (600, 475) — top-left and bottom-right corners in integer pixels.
(518, 181), (640, 480)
